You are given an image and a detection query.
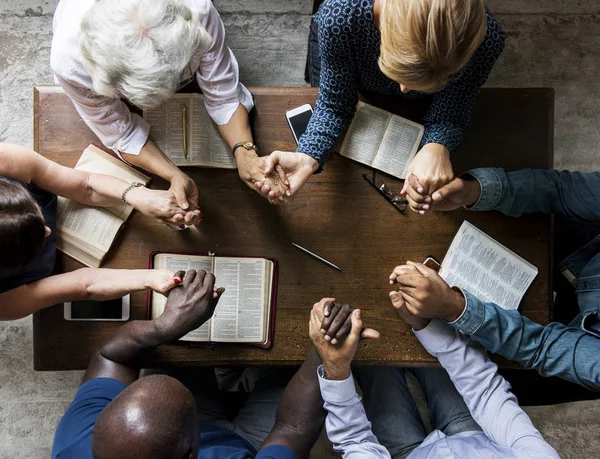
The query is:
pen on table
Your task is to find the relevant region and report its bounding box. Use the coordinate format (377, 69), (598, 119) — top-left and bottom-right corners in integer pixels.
(181, 104), (188, 160)
(292, 243), (342, 271)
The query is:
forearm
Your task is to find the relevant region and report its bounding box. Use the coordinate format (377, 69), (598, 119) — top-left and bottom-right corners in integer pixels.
(124, 139), (183, 183)
(83, 319), (165, 384)
(452, 291), (600, 389)
(468, 168), (600, 222)
(262, 347), (326, 457)
(415, 320), (558, 455)
(218, 104), (253, 150)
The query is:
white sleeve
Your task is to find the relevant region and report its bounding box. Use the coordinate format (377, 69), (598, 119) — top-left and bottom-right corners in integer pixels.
(317, 366), (391, 459)
(195, 2), (254, 126)
(414, 320), (559, 458)
(54, 74), (150, 156)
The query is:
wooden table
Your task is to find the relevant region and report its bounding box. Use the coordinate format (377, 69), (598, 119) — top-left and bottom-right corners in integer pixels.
(33, 86), (553, 371)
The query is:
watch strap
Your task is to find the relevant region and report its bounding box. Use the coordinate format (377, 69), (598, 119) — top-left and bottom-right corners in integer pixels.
(232, 141), (258, 156)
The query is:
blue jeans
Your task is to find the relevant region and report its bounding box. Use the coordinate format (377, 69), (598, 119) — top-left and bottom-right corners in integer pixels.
(306, 19), (321, 87)
(354, 367), (481, 459)
(452, 168), (600, 390)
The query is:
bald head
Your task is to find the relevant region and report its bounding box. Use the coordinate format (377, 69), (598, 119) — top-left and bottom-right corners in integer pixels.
(92, 375), (199, 459)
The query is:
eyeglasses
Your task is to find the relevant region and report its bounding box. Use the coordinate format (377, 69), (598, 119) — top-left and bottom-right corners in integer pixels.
(363, 170), (408, 215)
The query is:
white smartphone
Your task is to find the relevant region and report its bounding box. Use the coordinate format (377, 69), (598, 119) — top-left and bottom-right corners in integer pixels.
(286, 103), (314, 144)
(64, 295), (130, 321)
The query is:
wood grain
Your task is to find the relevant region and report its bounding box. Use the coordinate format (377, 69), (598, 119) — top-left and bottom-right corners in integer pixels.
(32, 86), (553, 370)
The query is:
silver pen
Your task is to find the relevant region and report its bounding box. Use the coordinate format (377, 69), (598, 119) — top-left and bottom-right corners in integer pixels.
(292, 243), (342, 271)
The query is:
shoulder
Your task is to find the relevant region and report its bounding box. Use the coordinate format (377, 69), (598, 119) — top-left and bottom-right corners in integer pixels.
(50, 0), (95, 78)
(316, 0), (367, 34)
(52, 379), (126, 459)
(480, 8), (505, 59)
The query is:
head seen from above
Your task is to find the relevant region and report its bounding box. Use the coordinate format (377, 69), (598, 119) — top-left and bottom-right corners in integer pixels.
(0, 178), (47, 279)
(92, 375), (199, 459)
(80, 0), (213, 109)
(378, 0), (487, 93)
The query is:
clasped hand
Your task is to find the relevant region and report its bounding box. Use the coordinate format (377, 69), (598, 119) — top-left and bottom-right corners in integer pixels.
(388, 261), (466, 329)
(154, 269), (225, 341)
(309, 298), (380, 380)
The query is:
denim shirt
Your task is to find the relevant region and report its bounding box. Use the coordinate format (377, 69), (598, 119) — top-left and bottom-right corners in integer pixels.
(451, 168), (600, 390)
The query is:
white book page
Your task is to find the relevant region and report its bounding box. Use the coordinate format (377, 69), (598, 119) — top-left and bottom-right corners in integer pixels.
(191, 95), (236, 168)
(211, 258), (266, 343)
(339, 102), (389, 167)
(56, 197), (124, 253)
(439, 221), (538, 310)
(371, 115), (424, 179)
(144, 95), (191, 164)
(151, 254), (214, 341)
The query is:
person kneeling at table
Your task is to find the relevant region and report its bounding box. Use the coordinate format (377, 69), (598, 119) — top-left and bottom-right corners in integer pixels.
(0, 143), (201, 320)
(401, 167), (600, 390)
(52, 270), (340, 459)
(312, 298), (558, 458)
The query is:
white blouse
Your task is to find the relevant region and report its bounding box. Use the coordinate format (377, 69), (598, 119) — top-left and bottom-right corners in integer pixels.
(51, 0), (254, 156)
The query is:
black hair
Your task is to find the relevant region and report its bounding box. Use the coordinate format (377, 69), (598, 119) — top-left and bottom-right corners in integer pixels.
(0, 177), (46, 278)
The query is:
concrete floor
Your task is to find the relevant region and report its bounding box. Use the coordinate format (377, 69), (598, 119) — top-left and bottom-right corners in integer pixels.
(0, 0), (599, 457)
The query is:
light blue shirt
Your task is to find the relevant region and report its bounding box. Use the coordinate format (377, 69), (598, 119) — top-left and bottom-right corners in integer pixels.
(317, 320), (559, 458)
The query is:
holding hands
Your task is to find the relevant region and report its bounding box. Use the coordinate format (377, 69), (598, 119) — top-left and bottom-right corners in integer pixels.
(255, 151), (318, 205)
(401, 143), (454, 214)
(154, 269), (225, 342)
(309, 298), (380, 380)
(126, 186), (203, 226)
(388, 261), (465, 326)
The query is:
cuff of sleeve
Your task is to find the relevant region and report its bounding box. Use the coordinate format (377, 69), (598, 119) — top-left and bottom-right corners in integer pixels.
(413, 319), (457, 353)
(465, 168), (504, 211)
(421, 126), (461, 154)
(450, 290), (486, 335)
(114, 114), (150, 156)
(317, 365), (357, 404)
(205, 84), (255, 126)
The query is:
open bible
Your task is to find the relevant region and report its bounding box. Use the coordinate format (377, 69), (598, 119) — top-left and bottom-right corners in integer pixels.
(143, 94), (235, 168)
(148, 252), (277, 347)
(439, 221), (538, 310)
(340, 102), (424, 179)
(56, 144), (150, 268)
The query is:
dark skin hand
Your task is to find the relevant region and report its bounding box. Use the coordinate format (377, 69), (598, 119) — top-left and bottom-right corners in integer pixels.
(83, 269), (224, 385)
(320, 299), (380, 344)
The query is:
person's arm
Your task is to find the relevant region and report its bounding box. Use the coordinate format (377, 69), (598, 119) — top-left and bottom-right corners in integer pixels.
(0, 143), (201, 224)
(54, 75), (198, 210)
(82, 269), (223, 385)
(295, 10), (359, 167)
(451, 290), (600, 391)
(467, 168), (600, 223)
(415, 320), (559, 457)
(260, 348), (326, 458)
(317, 368), (390, 459)
(0, 268), (180, 320)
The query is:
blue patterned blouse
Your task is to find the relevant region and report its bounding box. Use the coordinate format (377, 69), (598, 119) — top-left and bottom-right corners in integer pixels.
(297, 0), (505, 166)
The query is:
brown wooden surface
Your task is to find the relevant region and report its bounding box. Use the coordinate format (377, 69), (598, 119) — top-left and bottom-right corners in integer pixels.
(33, 86), (554, 371)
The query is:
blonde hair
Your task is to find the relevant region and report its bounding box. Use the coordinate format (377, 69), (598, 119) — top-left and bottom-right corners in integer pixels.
(81, 0), (212, 109)
(378, 0), (487, 93)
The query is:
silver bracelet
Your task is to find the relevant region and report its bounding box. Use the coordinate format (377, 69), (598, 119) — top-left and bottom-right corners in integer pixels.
(121, 182), (144, 205)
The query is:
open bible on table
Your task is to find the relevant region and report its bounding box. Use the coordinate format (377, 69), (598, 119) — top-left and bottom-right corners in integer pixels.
(147, 252), (278, 348)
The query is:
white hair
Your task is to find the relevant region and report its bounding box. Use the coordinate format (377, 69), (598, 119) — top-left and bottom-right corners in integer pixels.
(80, 0), (212, 109)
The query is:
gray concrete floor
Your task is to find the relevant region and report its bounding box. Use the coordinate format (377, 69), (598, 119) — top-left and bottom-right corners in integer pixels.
(0, 1), (599, 457)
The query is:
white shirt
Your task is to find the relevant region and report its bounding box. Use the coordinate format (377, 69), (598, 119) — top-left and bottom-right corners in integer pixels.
(317, 320), (560, 458)
(51, 0), (253, 156)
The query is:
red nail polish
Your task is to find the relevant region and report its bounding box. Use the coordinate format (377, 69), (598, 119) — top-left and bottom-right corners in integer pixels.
(174, 278), (181, 285)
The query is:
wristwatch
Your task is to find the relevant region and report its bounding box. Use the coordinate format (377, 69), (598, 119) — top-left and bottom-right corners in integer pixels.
(232, 141), (258, 156)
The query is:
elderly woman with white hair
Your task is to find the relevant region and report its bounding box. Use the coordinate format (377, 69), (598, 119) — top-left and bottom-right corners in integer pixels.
(51, 0), (288, 212)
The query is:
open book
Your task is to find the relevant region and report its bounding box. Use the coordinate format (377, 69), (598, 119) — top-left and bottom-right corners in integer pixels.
(439, 221), (538, 310)
(148, 253), (277, 347)
(143, 94), (235, 168)
(56, 144), (150, 268)
(340, 102), (424, 179)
